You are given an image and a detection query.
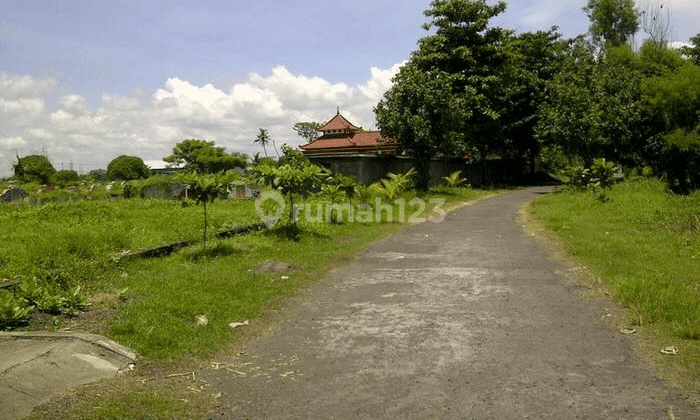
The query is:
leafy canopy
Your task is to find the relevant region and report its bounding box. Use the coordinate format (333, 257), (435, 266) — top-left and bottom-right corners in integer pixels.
(107, 155), (150, 181)
(164, 139), (247, 173)
(376, 0), (510, 190)
(13, 155), (56, 184)
(583, 0), (639, 48)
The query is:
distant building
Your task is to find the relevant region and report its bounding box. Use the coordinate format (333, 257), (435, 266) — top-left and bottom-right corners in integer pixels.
(299, 110), (541, 186)
(300, 111), (397, 158)
(299, 111), (408, 183)
(144, 160), (184, 176)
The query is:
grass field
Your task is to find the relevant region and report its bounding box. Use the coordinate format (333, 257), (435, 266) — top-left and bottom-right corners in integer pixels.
(530, 178), (700, 395)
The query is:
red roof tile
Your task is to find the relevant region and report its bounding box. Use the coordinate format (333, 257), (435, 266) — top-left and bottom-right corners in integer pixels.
(301, 131), (397, 157)
(301, 131), (394, 150)
(319, 113), (360, 132)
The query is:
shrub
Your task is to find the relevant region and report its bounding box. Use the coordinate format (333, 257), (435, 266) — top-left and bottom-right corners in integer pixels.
(588, 158), (619, 201)
(377, 168), (415, 200)
(51, 170), (80, 187)
(0, 289), (32, 328)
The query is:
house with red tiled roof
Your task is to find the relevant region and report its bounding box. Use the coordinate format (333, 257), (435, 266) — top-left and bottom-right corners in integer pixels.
(300, 111), (397, 158)
(299, 111), (407, 183)
(298, 110), (541, 186)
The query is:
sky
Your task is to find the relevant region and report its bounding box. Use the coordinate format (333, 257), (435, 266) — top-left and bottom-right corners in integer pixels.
(1, 0), (698, 177)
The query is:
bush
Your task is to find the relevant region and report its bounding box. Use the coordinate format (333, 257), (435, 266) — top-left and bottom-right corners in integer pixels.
(0, 289), (32, 328)
(51, 170), (80, 187)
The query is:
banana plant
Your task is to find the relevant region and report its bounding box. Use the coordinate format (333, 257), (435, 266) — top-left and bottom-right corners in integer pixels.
(442, 170), (467, 187)
(378, 168), (416, 201)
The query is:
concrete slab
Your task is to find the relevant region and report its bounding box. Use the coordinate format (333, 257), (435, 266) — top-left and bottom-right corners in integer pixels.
(0, 332), (137, 420)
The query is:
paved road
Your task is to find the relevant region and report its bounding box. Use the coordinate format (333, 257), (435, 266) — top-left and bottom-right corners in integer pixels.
(201, 188), (696, 419)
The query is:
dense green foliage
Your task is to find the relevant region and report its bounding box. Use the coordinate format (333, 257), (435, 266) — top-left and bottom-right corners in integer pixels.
(376, 0), (510, 190)
(583, 0), (639, 47)
(375, 0), (700, 193)
(13, 154), (56, 184)
(163, 139), (247, 173)
(50, 169), (80, 187)
(107, 155), (150, 181)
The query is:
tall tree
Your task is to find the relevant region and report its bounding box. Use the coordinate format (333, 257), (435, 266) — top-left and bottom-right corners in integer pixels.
(536, 40), (643, 165)
(583, 0), (639, 47)
(254, 128), (271, 157)
(642, 61), (700, 192)
(164, 139), (246, 173)
(501, 28), (570, 171)
(375, 0), (510, 190)
(293, 122), (322, 143)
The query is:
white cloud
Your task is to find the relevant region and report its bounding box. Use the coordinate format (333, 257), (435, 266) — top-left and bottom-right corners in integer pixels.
(0, 73), (55, 99)
(0, 63), (403, 177)
(0, 136), (27, 147)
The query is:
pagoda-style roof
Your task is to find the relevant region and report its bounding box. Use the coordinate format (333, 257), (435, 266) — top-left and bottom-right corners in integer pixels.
(319, 112), (360, 133)
(300, 111), (398, 157)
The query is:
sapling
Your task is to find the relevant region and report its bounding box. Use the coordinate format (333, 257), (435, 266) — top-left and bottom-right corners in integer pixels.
(176, 171), (239, 251)
(588, 158), (618, 201)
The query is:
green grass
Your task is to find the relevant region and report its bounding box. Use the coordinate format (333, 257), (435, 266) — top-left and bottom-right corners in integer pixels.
(531, 178), (700, 393)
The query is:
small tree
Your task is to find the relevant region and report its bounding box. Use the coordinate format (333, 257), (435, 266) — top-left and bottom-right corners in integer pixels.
(254, 145), (329, 228)
(175, 171), (239, 251)
(107, 155), (150, 181)
(588, 158), (618, 201)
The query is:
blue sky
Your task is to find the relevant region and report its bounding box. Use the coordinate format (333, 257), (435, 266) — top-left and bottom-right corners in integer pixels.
(1, 0), (698, 176)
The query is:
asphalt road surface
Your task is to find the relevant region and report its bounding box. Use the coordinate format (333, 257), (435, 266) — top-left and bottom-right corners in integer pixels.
(201, 187), (697, 419)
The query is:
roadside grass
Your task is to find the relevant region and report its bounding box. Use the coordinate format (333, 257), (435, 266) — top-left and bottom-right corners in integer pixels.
(530, 178), (700, 395)
(13, 186), (487, 420)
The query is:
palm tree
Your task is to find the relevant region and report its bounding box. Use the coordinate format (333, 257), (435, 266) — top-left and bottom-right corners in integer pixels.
(254, 128), (271, 157)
